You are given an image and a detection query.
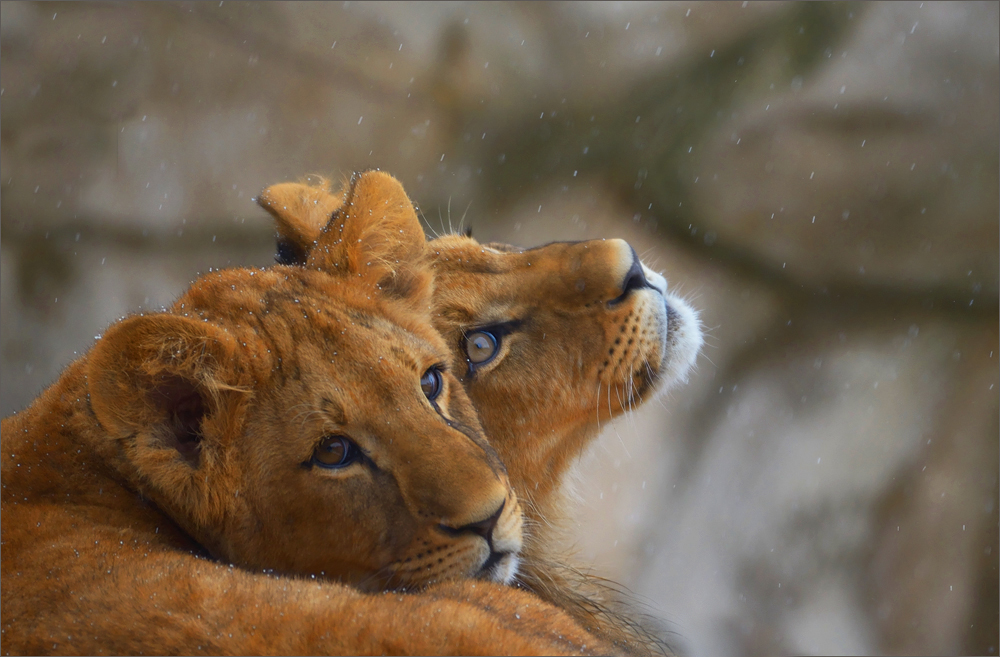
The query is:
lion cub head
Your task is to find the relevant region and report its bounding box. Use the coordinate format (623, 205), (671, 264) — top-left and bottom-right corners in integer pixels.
(425, 235), (702, 511)
(86, 171), (522, 589)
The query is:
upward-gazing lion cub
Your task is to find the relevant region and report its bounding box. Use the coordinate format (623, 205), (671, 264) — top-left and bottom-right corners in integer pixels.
(1, 171), (615, 656)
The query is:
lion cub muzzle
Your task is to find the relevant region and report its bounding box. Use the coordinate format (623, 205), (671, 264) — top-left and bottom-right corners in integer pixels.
(389, 485), (523, 587)
(439, 491), (523, 583)
(594, 239), (702, 403)
(531, 237), (699, 401)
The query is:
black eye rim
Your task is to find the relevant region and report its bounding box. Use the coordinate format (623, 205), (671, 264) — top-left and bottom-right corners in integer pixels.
(421, 366), (444, 401)
(310, 434), (362, 470)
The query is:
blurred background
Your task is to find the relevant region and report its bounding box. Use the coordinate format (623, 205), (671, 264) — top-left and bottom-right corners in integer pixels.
(2, 2), (997, 655)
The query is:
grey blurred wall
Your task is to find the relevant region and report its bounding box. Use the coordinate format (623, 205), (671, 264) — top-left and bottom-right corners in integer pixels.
(2, 2), (997, 655)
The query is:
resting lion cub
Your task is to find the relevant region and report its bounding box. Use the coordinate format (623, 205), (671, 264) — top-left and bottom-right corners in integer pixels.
(261, 173), (702, 653)
(0, 171), (613, 655)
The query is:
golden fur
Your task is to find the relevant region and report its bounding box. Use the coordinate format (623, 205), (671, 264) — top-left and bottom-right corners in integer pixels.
(1, 171), (616, 655)
(260, 174), (703, 655)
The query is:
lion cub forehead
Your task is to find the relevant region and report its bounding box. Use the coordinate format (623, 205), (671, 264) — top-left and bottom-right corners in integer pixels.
(428, 235), (521, 274)
(174, 267), (447, 367)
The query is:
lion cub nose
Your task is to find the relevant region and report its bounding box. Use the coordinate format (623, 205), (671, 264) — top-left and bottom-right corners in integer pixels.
(440, 500), (504, 541)
(608, 246), (649, 305)
(459, 501), (504, 540)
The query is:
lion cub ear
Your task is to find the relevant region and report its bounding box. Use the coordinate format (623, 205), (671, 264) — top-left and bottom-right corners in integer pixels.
(308, 170), (431, 305)
(87, 314), (245, 469)
(257, 180), (343, 266)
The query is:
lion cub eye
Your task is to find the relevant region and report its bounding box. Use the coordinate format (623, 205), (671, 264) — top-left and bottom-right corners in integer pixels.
(312, 435), (360, 469)
(420, 367), (443, 400)
(465, 331), (499, 365)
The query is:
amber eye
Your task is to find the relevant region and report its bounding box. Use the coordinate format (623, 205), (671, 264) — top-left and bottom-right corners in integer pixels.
(465, 331), (499, 365)
(312, 435), (359, 469)
(420, 367), (443, 400)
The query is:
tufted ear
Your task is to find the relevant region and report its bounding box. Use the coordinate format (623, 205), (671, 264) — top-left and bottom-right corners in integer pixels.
(307, 170), (431, 304)
(86, 314), (247, 469)
(256, 179), (343, 266)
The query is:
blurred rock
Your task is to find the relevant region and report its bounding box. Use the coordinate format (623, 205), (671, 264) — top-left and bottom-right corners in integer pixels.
(0, 231), (274, 418)
(685, 2), (999, 299)
(1, 3), (995, 657)
(624, 312), (996, 657)
(869, 324), (998, 655)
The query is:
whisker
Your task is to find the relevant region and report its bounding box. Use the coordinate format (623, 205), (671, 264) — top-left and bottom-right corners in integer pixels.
(458, 199), (474, 233)
(609, 373), (628, 456)
(356, 563), (394, 593)
(620, 366), (633, 430)
(418, 207), (441, 239)
(627, 362), (638, 433)
(594, 380), (603, 433)
(437, 206), (448, 239)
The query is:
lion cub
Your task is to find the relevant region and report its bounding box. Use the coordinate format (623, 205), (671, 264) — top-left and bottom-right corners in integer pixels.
(0, 171), (613, 655)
